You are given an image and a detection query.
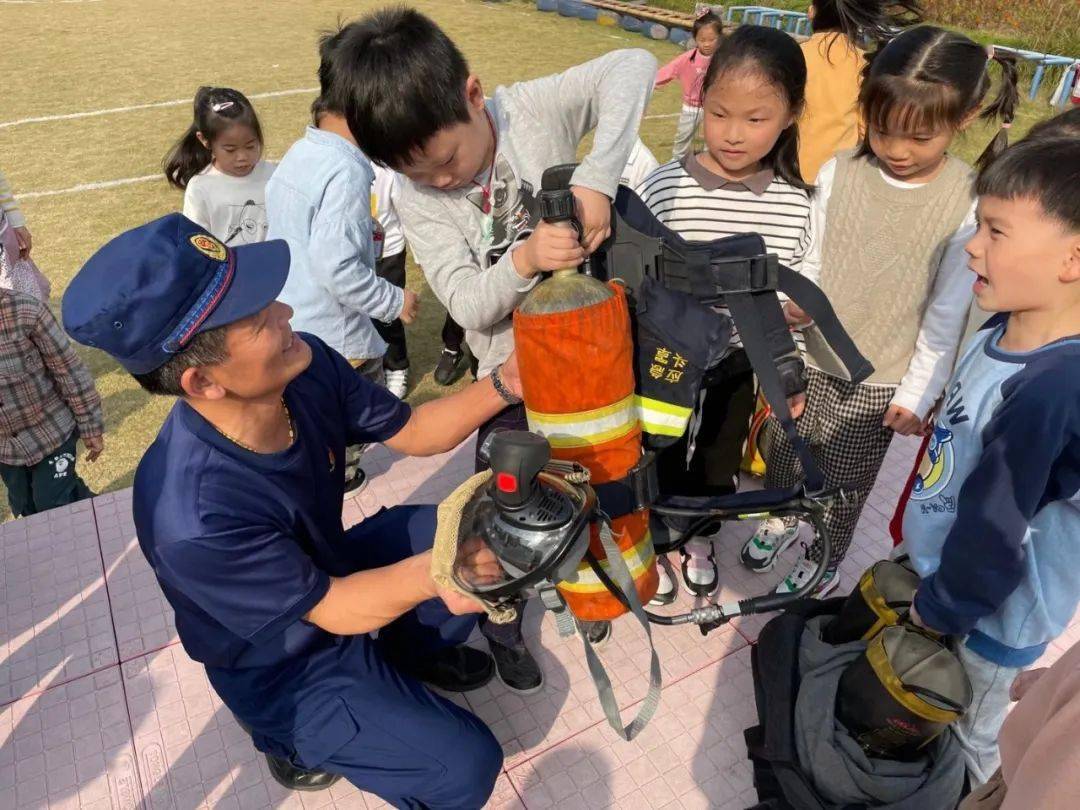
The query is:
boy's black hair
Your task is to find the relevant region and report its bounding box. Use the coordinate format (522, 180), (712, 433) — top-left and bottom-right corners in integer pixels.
(857, 26), (1020, 171)
(317, 7), (471, 168)
(691, 10), (723, 40)
(810, 0), (922, 51)
(700, 25), (813, 195)
(132, 327), (229, 397)
(163, 87), (263, 190)
(976, 136), (1080, 231)
(1023, 107), (1080, 144)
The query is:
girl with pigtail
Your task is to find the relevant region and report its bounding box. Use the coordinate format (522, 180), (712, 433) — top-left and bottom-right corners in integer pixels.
(743, 27), (1020, 604)
(163, 86), (275, 245)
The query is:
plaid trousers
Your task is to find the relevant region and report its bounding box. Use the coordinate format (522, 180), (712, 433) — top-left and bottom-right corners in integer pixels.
(762, 367), (897, 565)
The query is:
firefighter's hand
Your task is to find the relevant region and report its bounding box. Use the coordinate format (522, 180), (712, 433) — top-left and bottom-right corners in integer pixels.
(786, 392), (806, 420)
(83, 435), (104, 463)
(783, 301), (812, 326)
(436, 537), (502, 615)
(398, 289), (420, 324)
(514, 220), (586, 278)
(883, 405), (922, 436)
(14, 225), (32, 259)
(571, 186), (612, 255)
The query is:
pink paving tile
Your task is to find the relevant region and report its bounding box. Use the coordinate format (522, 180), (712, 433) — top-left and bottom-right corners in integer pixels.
(347, 440), (476, 520)
(464, 593), (748, 769)
(118, 644), (525, 809)
(0, 664), (141, 809)
(93, 491), (179, 663)
(505, 649), (757, 810)
(0, 499), (117, 706)
(122, 644), (396, 809)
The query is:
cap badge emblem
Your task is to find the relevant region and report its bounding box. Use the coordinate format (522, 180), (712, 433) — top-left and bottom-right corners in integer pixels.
(190, 234), (227, 262)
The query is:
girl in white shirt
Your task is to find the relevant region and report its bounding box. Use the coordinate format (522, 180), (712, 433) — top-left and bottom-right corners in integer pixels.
(164, 87), (275, 245)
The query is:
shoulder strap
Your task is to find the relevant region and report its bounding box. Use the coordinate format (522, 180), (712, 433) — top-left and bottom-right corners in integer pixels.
(577, 519), (662, 741)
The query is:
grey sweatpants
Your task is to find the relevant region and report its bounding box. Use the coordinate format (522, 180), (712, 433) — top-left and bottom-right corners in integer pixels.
(672, 105), (703, 160)
(953, 645), (1023, 787)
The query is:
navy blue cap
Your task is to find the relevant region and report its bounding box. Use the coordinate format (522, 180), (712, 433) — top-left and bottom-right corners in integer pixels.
(63, 214), (290, 374)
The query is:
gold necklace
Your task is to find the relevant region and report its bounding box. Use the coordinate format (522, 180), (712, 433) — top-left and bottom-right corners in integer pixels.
(213, 398), (295, 453)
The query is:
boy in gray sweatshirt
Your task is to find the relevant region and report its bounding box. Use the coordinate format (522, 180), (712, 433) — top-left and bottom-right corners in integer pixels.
(325, 7), (656, 694)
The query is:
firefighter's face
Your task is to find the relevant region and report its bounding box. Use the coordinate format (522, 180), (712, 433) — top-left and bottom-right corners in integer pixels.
(700, 69), (795, 181)
(395, 76), (494, 192)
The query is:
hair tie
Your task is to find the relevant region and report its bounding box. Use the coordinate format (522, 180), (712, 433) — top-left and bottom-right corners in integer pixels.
(1001, 122), (1012, 130)
(695, 7), (711, 18)
(210, 101), (235, 113)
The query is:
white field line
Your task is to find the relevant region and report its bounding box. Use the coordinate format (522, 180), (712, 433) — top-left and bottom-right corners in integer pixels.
(0, 0), (103, 4)
(16, 113), (680, 199)
(20, 175), (161, 200)
(0, 86), (317, 130)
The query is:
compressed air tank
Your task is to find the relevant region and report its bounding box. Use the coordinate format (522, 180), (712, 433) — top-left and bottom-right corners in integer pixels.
(514, 186), (658, 620)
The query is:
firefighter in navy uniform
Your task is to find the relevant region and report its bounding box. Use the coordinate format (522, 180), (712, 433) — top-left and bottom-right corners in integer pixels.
(61, 214), (523, 809)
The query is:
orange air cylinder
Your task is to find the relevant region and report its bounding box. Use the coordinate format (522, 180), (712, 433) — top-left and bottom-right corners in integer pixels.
(514, 275), (658, 621)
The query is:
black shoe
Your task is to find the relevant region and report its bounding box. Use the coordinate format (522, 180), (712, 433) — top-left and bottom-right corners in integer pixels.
(577, 620), (612, 648)
(488, 640), (544, 695)
(343, 468), (368, 494)
(433, 348), (468, 386)
(391, 644), (495, 693)
(265, 754), (341, 792)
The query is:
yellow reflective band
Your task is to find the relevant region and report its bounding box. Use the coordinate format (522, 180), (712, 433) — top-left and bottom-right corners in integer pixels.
(527, 394), (638, 449)
(636, 395), (692, 437)
(557, 532), (656, 593)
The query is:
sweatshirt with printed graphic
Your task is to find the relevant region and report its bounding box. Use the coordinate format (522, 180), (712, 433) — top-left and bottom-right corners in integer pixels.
(902, 317), (1080, 666)
(397, 49), (657, 378)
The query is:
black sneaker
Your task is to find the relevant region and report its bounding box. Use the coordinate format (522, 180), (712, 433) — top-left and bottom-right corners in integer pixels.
(265, 754), (341, 792)
(343, 468), (367, 494)
(433, 348), (468, 386)
(488, 640), (544, 695)
(577, 620), (612, 648)
(390, 644), (495, 693)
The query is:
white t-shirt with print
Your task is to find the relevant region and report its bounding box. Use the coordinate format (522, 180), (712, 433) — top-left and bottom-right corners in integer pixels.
(183, 160), (276, 245)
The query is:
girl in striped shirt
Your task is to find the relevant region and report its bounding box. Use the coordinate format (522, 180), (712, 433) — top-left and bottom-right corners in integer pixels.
(637, 25), (819, 599)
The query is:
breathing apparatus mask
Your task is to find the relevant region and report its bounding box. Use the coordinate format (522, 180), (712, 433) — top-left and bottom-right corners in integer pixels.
(438, 432), (596, 614)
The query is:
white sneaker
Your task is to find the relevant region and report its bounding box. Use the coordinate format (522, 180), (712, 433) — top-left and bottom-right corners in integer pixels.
(740, 518), (800, 573)
(385, 368), (409, 399)
(649, 557), (678, 606)
(774, 553), (839, 598)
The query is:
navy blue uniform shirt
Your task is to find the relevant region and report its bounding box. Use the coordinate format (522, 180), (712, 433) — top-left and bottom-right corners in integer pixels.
(132, 334), (410, 672)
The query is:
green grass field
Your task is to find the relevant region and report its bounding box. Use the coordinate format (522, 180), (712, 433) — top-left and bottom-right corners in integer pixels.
(0, 0), (1063, 520)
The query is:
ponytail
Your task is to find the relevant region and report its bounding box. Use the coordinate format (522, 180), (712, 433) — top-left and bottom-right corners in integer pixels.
(163, 85), (263, 190)
(858, 26), (1023, 166)
(975, 48), (1020, 172)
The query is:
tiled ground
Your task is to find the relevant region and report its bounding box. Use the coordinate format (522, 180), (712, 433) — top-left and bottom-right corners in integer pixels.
(1, 435), (1076, 809)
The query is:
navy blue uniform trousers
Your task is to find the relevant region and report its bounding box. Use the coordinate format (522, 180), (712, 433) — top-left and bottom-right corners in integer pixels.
(211, 505), (502, 809)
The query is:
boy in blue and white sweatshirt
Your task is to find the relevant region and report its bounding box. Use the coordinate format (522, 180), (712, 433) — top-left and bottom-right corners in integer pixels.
(899, 135), (1080, 785)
